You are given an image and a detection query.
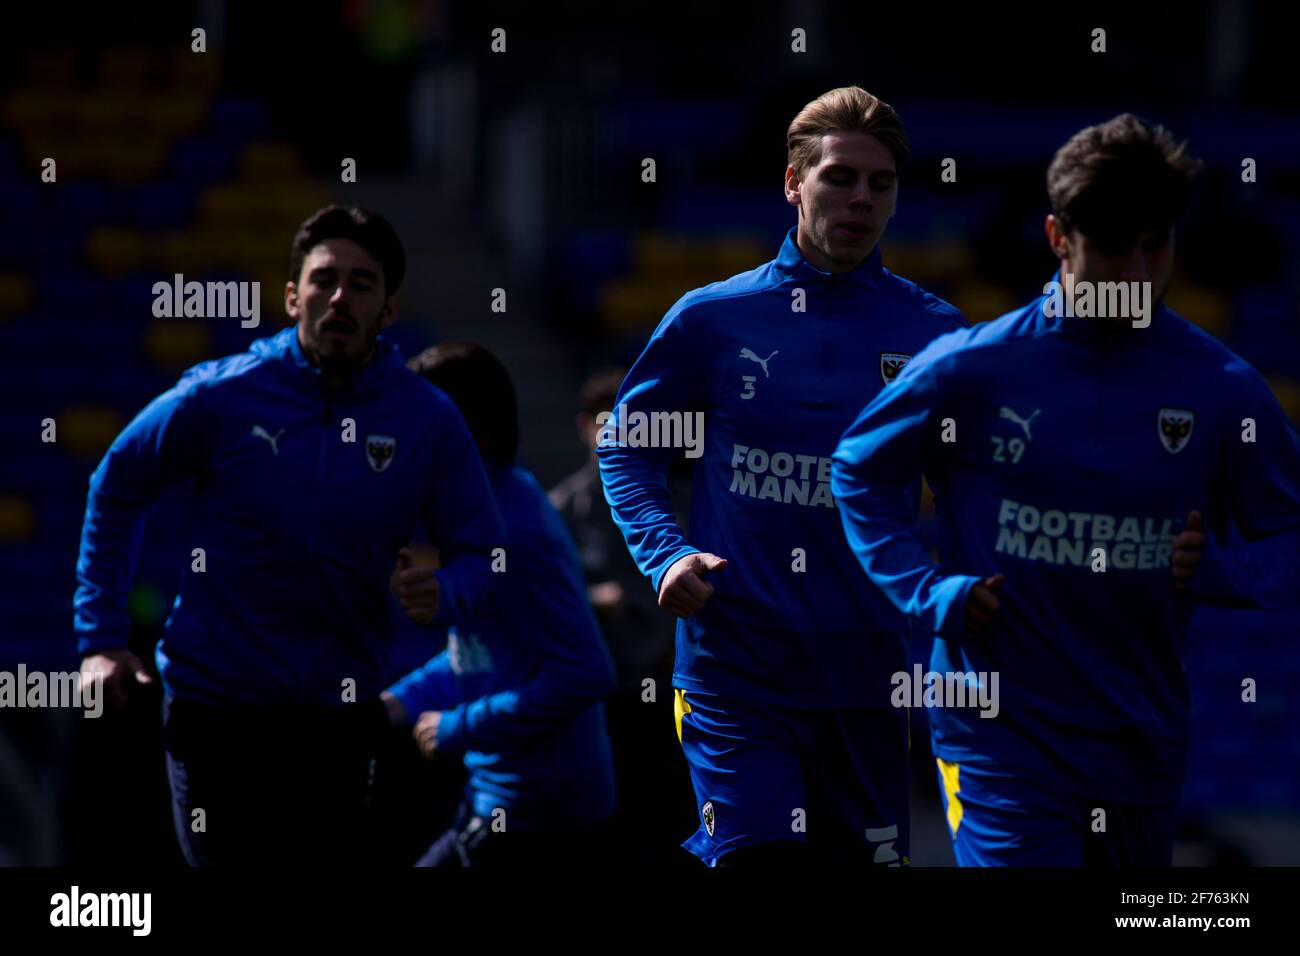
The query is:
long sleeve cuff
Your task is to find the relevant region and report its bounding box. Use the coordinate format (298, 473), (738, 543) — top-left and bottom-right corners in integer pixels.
(435, 704), (467, 753)
(649, 546), (702, 597)
(931, 573), (982, 639)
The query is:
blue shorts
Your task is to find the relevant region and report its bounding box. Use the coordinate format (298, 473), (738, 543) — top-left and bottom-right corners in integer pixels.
(935, 757), (1176, 866)
(674, 688), (909, 866)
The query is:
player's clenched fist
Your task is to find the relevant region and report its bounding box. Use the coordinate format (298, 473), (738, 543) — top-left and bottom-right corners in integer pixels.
(413, 710), (442, 759)
(79, 648), (153, 711)
(658, 552), (728, 619)
(1172, 510), (1206, 590)
(392, 547), (440, 625)
(965, 573), (1004, 638)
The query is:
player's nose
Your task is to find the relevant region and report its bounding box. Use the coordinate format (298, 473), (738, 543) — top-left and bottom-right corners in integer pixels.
(849, 182), (873, 208)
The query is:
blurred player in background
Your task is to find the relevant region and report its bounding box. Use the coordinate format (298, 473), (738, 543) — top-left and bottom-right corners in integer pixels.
(385, 344), (618, 867)
(598, 86), (967, 867)
(550, 367), (697, 864)
(74, 206), (504, 866)
(833, 114), (1300, 865)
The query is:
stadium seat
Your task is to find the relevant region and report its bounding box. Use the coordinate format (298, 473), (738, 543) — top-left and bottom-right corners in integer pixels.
(142, 318), (215, 372)
(0, 495), (36, 545)
(0, 273), (34, 315)
(54, 404), (126, 462)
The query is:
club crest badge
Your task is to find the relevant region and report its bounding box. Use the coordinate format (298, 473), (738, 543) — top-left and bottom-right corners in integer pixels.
(366, 435), (397, 473)
(1157, 409), (1194, 454)
(880, 352), (912, 385)
(702, 800), (716, 837)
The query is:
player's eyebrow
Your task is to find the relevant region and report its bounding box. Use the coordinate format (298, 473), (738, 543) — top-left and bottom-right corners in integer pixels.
(824, 162), (896, 178)
(308, 265), (379, 283)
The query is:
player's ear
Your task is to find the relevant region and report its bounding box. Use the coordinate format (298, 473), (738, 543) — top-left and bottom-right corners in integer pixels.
(1045, 214), (1068, 259)
(784, 164), (801, 207)
(380, 295), (399, 329)
(284, 281), (300, 319)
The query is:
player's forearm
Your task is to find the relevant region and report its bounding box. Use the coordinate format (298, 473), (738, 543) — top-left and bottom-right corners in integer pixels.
(436, 661), (611, 754)
(72, 477), (154, 652)
(597, 448), (697, 590)
(832, 425), (979, 637)
(384, 651), (461, 723)
(422, 415), (507, 629)
(429, 552), (497, 628)
(73, 386), (205, 650)
(437, 613), (616, 752)
(424, 499), (505, 628)
(840, 496), (979, 637)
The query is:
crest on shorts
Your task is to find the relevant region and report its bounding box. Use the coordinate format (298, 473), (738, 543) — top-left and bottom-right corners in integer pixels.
(1157, 409), (1194, 455)
(702, 800), (716, 837)
(366, 434), (397, 472)
(880, 352), (912, 385)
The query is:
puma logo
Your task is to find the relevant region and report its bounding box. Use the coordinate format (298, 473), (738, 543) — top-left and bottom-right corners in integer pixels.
(739, 348), (778, 378)
(998, 406), (1041, 441)
(251, 425), (285, 455)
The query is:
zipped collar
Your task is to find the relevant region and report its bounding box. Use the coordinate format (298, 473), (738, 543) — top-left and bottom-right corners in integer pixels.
(1035, 269), (1171, 349)
(772, 226), (885, 290)
(254, 325), (407, 397)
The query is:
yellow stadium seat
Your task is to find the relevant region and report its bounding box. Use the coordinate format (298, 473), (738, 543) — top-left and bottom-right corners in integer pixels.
(198, 183), (260, 225)
(711, 237), (767, 273)
(882, 240), (975, 284)
(1166, 281), (1231, 339)
(97, 138), (170, 186)
(0, 495), (36, 544)
(57, 405), (125, 461)
(169, 48), (223, 90)
(0, 273), (35, 314)
(85, 227), (145, 278)
(1264, 374), (1300, 425)
(97, 48), (159, 88)
(238, 142), (304, 181)
(950, 280), (1020, 325)
(0, 91), (68, 132)
(634, 232), (692, 272)
(145, 93), (210, 137)
(154, 231), (209, 274)
(143, 319), (215, 371)
(599, 276), (686, 335)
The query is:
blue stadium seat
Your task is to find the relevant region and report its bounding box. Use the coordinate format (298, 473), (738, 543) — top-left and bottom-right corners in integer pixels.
(126, 180), (198, 230)
(208, 97), (270, 140)
(167, 137), (242, 186)
(49, 180), (120, 224)
(36, 268), (102, 312)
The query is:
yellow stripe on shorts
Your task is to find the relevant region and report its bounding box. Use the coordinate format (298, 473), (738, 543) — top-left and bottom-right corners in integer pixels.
(674, 688), (691, 744)
(937, 758), (963, 835)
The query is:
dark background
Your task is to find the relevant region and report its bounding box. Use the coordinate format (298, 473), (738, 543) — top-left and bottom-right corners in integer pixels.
(0, 0), (1297, 866)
